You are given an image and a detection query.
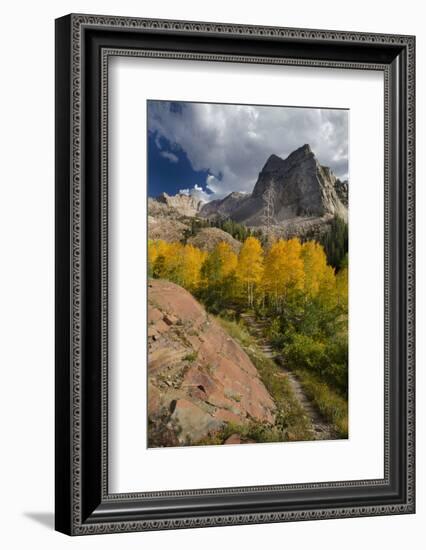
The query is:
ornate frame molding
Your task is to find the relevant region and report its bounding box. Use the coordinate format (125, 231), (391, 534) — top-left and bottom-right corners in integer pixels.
(55, 14), (415, 535)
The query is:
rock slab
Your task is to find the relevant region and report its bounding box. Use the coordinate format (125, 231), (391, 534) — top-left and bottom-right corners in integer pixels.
(147, 279), (276, 446)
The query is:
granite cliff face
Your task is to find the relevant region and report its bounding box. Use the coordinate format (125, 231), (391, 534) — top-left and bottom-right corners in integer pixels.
(147, 279), (276, 446)
(200, 145), (348, 226)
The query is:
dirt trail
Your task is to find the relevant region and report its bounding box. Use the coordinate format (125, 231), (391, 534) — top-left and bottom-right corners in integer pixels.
(240, 313), (336, 441)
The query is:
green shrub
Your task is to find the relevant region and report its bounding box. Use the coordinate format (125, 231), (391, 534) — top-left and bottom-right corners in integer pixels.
(283, 332), (347, 395)
(284, 333), (327, 371)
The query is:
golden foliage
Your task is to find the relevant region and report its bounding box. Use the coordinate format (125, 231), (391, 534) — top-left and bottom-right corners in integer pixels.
(263, 238), (305, 299)
(216, 241), (238, 279)
(149, 235), (346, 310)
(237, 237), (264, 306)
(301, 240), (329, 297)
(148, 239), (206, 290)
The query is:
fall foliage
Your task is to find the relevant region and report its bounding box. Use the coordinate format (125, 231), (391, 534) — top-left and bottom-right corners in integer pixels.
(148, 236), (347, 314)
(237, 236), (264, 307)
(148, 234), (348, 397)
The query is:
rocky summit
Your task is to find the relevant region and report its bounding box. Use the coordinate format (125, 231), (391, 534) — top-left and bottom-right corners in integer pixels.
(200, 144), (348, 226)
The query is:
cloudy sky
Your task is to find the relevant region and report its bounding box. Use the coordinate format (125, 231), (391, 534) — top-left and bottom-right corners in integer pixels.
(147, 100), (348, 202)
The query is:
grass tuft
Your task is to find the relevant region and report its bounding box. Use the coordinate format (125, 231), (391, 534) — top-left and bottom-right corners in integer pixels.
(182, 351), (198, 363)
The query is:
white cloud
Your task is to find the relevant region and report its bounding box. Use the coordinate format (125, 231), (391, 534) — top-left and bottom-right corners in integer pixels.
(160, 150), (179, 163)
(148, 101), (349, 200)
(179, 183), (211, 203)
(205, 174), (226, 198)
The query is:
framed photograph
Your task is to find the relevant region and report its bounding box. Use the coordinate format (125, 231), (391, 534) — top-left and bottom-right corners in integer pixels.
(55, 14), (415, 535)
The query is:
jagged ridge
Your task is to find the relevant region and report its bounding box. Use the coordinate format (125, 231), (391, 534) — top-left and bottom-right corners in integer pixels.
(199, 144), (348, 226)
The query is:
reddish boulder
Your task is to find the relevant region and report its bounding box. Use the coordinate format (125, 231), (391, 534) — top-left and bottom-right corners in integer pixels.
(147, 279), (276, 446)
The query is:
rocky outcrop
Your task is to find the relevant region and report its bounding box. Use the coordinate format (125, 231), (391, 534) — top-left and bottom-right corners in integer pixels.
(147, 279), (276, 446)
(157, 192), (203, 217)
(148, 215), (188, 242)
(199, 191), (250, 219)
(147, 198), (242, 251)
(187, 227), (242, 254)
(334, 178), (349, 207)
(148, 197), (194, 243)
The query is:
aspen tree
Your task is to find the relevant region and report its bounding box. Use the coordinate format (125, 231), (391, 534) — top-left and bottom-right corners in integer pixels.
(237, 237), (263, 307)
(301, 240), (330, 297)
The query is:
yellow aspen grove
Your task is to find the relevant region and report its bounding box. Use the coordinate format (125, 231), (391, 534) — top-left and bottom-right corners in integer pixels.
(161, 241), (185, 283)
(237, 236), (263, 307)
(283, 238), (305, 291)
(148, 239), (166, 266)
(316, 264), (338, 309)
(262, 240), (284, 302)
(180, 244), (206, 291)
(150, 239), (172, 279)
(215, 241), (238, 279)
(148, 239), (206, 291)
(301, 240), (330, 297)
(148, 237), (345, 321)
(262, 238), (304, 310)
(198, 242), (239, 307)
(147, 239), (157, 275)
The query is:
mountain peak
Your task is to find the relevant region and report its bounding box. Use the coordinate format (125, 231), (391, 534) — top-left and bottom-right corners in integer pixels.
(249, 144), (347, 222)
(284, 143), (314, 163)
(261, 145), (315, 174)
(262, 154), (286, 173)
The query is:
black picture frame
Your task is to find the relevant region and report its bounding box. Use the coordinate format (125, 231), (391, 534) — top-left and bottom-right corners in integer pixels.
(55, 13), (415, 535)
